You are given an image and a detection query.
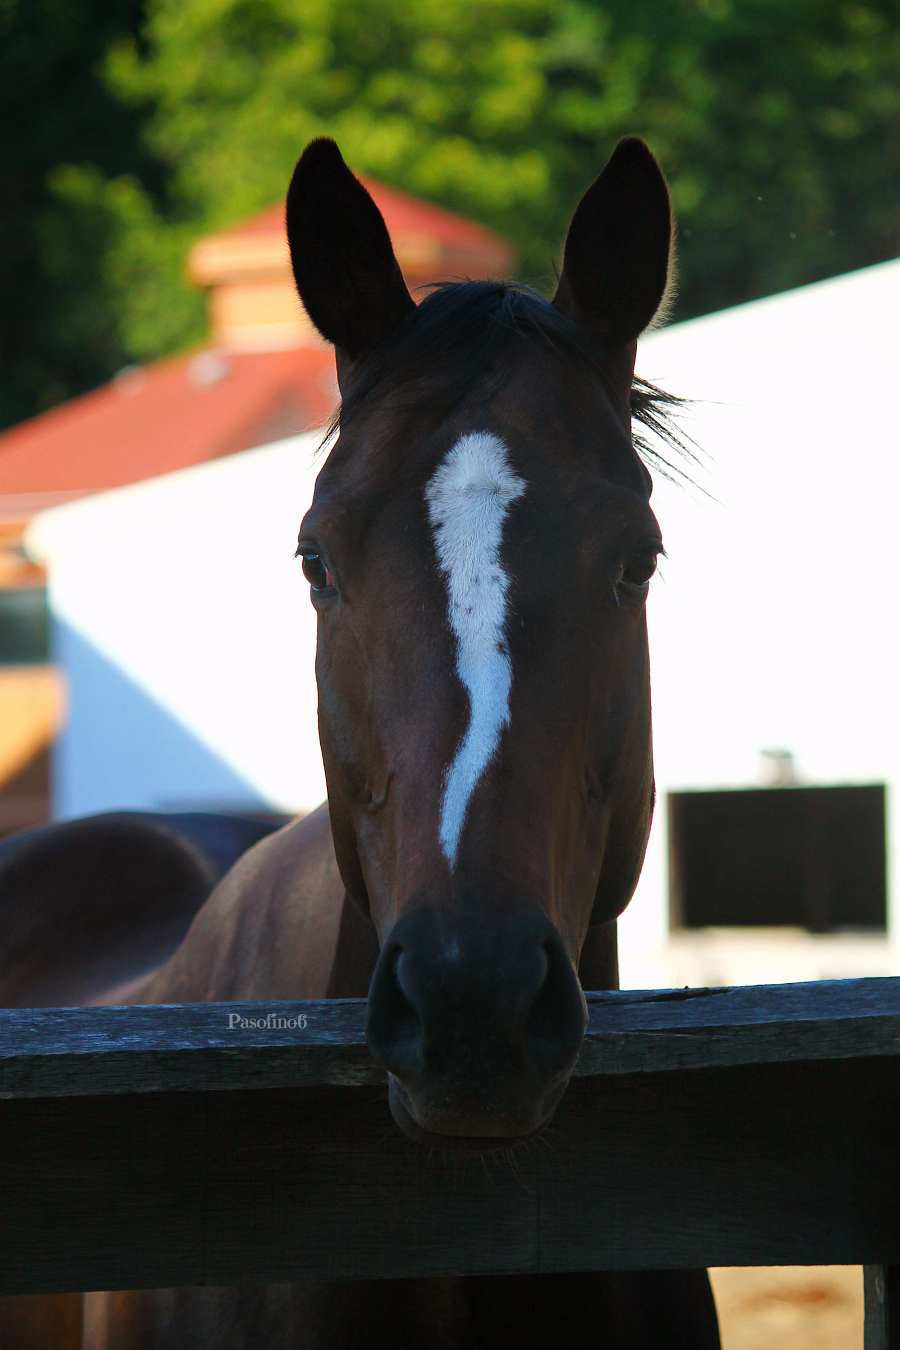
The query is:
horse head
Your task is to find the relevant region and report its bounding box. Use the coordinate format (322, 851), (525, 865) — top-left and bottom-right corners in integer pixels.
(287, 138), (673, 1149)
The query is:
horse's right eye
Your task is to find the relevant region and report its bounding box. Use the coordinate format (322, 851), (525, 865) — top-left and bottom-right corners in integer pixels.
(620, 550), (658, 588)
(301, 553), (333, 591)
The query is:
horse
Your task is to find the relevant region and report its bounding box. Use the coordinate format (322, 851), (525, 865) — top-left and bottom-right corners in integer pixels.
(0, 136), (720, 1348)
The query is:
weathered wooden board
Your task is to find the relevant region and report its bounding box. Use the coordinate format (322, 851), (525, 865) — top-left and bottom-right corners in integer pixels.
(865, 1266), (900, 1349)
(1, 979), (900, 1296)
(2, 1059), (900, 1294)
(2, 977), (900, 1099)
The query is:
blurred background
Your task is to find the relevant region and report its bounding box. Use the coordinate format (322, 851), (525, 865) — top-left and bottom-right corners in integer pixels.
(4, 3), (900, 1339)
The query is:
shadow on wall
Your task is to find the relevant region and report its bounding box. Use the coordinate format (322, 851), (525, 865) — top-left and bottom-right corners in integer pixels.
(53, 623), (271, 819)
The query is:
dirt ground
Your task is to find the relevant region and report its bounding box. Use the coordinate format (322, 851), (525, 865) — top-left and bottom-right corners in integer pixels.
(710, 1266), (863, 1349)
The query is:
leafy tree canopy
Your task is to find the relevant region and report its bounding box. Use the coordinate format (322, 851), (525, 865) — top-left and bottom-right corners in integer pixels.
(0, 0), (168, 428)
(5, 0), (900, 428)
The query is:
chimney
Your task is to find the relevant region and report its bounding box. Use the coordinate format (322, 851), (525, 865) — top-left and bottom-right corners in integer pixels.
(187, 180), (514, 354)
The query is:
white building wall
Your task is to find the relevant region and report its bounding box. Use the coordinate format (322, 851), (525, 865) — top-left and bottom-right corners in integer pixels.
(28, 432), (326, 817)
(619, 256), (900, 984)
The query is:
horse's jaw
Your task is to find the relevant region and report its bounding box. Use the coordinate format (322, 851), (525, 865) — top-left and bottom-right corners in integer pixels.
(386, 1075), (570, 1155)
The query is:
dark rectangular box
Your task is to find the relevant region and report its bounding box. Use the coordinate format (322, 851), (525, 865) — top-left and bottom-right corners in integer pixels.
(668, 784), (886, 932)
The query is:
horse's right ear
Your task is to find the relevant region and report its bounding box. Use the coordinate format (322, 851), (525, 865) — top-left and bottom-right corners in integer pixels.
(553, 137), (673, 357)
(286, 139), (415, 367)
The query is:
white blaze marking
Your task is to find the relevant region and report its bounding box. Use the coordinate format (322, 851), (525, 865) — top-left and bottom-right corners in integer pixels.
(425, 431), (526, 867)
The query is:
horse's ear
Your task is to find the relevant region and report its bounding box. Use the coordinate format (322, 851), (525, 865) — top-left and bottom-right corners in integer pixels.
(286, 139), (415, 365)
(553, 137), (673, 354)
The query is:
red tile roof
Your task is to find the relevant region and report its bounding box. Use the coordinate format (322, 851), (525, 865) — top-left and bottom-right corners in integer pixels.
(0, 346), (335, 511)
(357, 175), (512, 261)
(191, 178), (513, 282)
(0, 175), (512, 514)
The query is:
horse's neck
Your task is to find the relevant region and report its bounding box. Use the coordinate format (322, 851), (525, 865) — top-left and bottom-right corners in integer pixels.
(577, 921), (619, 992)
(325, 893), (381, 997)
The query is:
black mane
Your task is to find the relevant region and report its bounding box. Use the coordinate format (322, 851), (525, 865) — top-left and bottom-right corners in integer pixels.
(331, 281), (695, 482)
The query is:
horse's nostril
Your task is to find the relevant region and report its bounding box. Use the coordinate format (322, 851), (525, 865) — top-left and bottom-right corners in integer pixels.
(365, 942), (424, 1082)
(366, 910), (588, 1141)
(394, 949), (419, 1009)
(523, 934), (588, 1082)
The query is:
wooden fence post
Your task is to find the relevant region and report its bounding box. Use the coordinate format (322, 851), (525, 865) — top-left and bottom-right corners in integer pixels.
(865, 1267), (900, 1348)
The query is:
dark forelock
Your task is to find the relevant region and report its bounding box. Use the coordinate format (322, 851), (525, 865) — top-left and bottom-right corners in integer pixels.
(331, 281), (695, 483)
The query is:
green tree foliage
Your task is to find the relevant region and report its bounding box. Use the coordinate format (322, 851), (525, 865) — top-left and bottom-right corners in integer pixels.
(0, 0), (174, 428)
(5, 0), (900, 429)
(104, 0), (900, 332)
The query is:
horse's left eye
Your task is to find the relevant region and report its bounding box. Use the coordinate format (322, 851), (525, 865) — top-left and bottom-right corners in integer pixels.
(301, 553), (334, 591)
(620, 550), (659, 589)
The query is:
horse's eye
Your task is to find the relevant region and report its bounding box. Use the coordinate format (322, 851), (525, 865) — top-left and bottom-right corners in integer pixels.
(620, 551), (659, 589)
(301, 553), (333, 592)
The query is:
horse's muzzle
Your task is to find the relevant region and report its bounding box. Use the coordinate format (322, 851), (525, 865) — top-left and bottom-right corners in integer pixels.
(365, 902), (588, 1146)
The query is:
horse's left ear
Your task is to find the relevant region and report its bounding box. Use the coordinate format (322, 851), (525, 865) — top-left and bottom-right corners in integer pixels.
(553, 137), (673, 365)
(286, 138), (415, 369)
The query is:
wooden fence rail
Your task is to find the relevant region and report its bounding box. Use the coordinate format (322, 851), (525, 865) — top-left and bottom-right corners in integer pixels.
(2, 978), (900, 1345)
